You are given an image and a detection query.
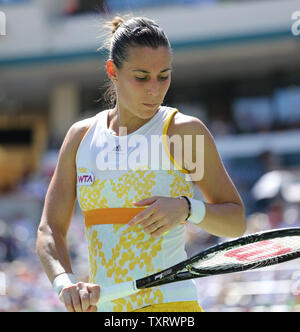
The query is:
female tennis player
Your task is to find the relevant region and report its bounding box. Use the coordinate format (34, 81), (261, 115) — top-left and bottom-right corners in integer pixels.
(36, 16), (246, 312)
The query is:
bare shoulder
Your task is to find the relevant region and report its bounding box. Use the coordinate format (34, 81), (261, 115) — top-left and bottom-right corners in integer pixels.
(167, 109), (212, 139)
(167, 109), (218, 170)
(69, 116), (96, 140)
(60, 115), (97, 158)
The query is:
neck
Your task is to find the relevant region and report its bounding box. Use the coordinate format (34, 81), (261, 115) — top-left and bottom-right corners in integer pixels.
(108, 105), (158, 136)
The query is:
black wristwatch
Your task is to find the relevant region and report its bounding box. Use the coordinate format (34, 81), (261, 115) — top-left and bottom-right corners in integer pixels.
(178, 196), (191, 221)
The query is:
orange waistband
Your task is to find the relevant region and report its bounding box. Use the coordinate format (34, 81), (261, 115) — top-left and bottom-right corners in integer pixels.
(83, 208), (147, 226)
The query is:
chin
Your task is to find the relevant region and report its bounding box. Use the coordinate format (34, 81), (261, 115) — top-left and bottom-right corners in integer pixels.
(142, 105), (160, 116)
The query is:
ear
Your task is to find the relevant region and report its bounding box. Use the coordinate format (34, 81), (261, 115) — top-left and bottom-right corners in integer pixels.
(106, 60), (117, 81)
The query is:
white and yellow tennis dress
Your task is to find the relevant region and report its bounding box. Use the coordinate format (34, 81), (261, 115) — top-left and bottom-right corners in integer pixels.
(76, 106), (202, 312)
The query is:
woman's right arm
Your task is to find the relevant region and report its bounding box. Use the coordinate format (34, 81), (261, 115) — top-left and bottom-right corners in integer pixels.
(36, 120), (100, 312)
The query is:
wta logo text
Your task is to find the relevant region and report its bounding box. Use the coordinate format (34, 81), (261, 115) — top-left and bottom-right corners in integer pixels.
(0, 11), (6, 36)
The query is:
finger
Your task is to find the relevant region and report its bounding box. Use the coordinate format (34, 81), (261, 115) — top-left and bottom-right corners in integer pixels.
(61, 291), (75, 312)
(150, 224), (170, 238)
(79, 289), (90, 312)
(144, 218), (164, 234)
(140, 212), (162, 228)
(87, 305), (98, 312)
(87, 284), (100, 306)
(70, 288), (83, 312)
(128, 207), (156, 226)
(133, 196), (159, 206)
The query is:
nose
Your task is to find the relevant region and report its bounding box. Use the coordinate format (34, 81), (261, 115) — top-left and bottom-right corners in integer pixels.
(146, 78), (160, 97)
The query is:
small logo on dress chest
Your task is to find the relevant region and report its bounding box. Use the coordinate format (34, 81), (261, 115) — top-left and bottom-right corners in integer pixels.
(113, 144), (121, 152)
(77, 172), (95, 186)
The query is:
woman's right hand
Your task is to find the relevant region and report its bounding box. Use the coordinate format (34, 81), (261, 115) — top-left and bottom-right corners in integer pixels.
(59, 282), (100, 312)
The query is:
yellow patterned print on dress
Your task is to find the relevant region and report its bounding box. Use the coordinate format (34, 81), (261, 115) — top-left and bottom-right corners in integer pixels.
(168, 169), (193, 198)
(113, 288), (164, 312)
(86, 224), (164, 312)
(111, 225), (163, 312)
(79, 178), (108, 211)
(86, 227), (99, 284)
(110, 167), (156, 205)
(79, 166), (157, 210)
(82, 167), (193, 311)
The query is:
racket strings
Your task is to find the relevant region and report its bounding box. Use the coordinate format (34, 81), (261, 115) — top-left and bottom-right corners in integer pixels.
(190, 236), (300, 273)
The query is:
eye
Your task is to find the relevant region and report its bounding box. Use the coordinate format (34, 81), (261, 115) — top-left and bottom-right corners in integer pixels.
(135, 76), (169, 82)
(135, 77), (147, 81)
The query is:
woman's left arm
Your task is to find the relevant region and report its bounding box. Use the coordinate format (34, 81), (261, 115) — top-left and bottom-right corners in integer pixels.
(129, 114), (247, 239)
(182, 117), (247, 238)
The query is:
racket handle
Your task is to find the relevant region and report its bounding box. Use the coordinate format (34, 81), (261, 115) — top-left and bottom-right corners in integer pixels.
(97, 281), (139, 305)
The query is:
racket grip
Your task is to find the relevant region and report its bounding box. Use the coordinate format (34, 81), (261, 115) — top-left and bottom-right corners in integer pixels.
(97, 281), (139, 305)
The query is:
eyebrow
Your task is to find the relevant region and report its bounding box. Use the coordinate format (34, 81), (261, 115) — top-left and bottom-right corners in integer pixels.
(132, 68), (172, 74)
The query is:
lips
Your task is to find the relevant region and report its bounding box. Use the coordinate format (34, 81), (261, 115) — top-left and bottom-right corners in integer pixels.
(143, 103), (158, 107)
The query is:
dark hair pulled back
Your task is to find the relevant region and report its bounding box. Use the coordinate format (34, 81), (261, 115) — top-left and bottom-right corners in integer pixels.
(100, 16), (171, 106)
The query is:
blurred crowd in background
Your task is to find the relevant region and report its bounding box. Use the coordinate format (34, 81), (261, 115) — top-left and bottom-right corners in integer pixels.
(1, 0), (300, 311)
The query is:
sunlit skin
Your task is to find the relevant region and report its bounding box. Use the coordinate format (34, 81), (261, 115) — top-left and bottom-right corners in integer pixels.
(106, 46), (172, 136)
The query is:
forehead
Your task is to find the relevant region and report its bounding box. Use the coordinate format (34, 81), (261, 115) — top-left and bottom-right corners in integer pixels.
(124, 46), (172, 72)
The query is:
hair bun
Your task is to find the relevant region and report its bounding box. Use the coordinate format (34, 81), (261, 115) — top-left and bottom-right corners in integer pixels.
(111, 16), (124, 34)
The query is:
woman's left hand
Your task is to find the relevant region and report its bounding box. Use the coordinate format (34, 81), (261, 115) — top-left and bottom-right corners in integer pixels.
(128, 196), (189, 237)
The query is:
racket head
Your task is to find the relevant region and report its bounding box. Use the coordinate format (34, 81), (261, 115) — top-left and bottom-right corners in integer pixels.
(188, 227), (300, 276)
(137, 227), (300, 289)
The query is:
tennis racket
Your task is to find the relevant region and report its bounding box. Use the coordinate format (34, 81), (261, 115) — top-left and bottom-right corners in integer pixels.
(97, 227), (300, 305)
